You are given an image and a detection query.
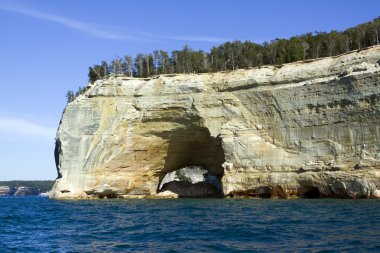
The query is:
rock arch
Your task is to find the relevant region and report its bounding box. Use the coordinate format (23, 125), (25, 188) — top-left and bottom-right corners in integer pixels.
(156, 127), (225, 197)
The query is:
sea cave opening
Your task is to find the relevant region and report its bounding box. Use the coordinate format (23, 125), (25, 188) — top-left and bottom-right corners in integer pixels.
(299, 186), (321, 198)
(158, 165), (223, 197)
(156, 128), (225, 198)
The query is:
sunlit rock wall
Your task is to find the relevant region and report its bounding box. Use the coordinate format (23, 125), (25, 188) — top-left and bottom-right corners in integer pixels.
(50, 46), (380, 199)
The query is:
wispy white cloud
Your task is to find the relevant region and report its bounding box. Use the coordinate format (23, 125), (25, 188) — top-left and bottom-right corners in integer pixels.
(0, 3), (139, 41)
(0, 118), (56, 138)
(138, 33), (232, 43)
(0, 3), (230, 43)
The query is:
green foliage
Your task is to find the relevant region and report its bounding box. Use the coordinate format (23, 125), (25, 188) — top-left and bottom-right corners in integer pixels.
(85, 16), (380, 81)
(0, 181), (55, 192)
(75, 86), (88, 97)
(68, 17), (380, 103)
(66, 90), (75, 103)
(66, 86), (89, 104)
(88, 61), (110, 83)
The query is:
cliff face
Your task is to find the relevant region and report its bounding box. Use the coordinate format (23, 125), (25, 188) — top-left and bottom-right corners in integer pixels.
(51, 46), (380, 199)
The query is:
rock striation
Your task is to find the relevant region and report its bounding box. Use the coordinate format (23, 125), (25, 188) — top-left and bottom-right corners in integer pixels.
(50, 46), (380, 199)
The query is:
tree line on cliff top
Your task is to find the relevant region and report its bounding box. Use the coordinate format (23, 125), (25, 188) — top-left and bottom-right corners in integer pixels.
(67, 17), (380, 103)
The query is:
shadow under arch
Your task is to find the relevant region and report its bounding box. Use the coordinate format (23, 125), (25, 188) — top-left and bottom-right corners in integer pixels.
(155, 127), (226, 197)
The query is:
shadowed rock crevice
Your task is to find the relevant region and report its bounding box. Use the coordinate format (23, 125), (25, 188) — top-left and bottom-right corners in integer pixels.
(54, 138), (63, 179)
(299, 186), (321, 198)
(227, 186), (294, 199)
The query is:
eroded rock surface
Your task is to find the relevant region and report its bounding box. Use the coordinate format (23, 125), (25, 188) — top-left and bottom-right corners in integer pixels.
(50, 46), (380, 199)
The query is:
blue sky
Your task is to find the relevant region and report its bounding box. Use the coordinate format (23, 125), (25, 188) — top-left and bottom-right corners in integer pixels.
(0, 0), (379, 180)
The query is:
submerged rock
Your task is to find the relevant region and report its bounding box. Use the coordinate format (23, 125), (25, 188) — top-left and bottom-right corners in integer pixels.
(50, 46), (380, 199)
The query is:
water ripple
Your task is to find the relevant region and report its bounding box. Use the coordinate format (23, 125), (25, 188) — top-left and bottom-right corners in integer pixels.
(0, 197), (379, 252)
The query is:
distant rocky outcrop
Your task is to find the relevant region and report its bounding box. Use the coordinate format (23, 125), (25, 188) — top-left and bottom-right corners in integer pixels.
(0, 186), (41, 196)
(0, 186), (14, 196)
(51, 46), (380, 199)
(0, 181), (54, 196)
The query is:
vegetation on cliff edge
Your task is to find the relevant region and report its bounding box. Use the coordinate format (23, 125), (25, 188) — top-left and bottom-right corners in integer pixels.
(66, 16), (380, 103)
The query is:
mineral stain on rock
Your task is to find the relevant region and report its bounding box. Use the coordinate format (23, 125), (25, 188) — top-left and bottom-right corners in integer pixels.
(50, 46), (380, 199)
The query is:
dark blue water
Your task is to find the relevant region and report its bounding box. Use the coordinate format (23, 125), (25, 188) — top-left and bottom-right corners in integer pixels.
(0, 197), (379, 252)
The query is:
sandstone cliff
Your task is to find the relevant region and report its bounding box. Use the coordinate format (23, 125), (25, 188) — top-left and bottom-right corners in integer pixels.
(51, 46), (380, 199)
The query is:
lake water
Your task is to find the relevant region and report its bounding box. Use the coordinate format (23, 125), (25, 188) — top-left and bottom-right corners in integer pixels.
(0, 197), (379, 252)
